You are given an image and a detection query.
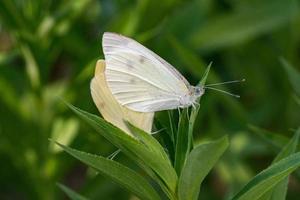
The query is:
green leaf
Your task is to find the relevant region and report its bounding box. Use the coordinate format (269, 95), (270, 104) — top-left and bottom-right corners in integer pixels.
(272, 128), (300, 163)
(188, 104), (201, 150)
(174, 108), (190, 175)
(57, 183), (89, 200)
(154, 113), (175, 164)
(294, 95), (300, 106)
(178, 136), (229, 200)
(259, 128), (300, 200)
(167, 110), (177, 146)
(126, 122), (174, 169)
(20, 45), (40, 89)
(189, 0), (298, 51)
(199, 62), (212, 86)
(55, 142), (161, 200)
(49, 117), (79, 153)
(280, 57), (300, 96)
(125, 121), (178, 190)
(248, 125), (289, 150)
(231, 152), (300, 200)
(66, 103), (177, 194)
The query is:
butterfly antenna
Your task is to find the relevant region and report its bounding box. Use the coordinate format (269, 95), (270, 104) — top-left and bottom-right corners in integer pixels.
(205, 79), (245, 87)
(205, 86), (240, 98)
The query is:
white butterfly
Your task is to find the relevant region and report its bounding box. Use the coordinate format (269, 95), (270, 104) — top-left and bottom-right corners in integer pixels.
(102, 32), (205, 112)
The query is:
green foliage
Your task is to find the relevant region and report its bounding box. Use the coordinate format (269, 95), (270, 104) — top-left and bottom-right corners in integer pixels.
(174, 108), (190, 174)
(61, 103), (229, 200)
(67, 103), (178, 196)
(281, 58), (300, 96)
(57, 183), (89, 200)
(178, 136), (229, 200)
(266, 128), (300, 200)
(56, 142), (161, 200)
(59, 103), (300, 200)
(189, 0), (298, 51)
(231, 152), (300, 200)
(248, 125), (290, 150)
(49, 118), (79, 153)
(1, 0), (300, 199)
(233, 128), (300, 200)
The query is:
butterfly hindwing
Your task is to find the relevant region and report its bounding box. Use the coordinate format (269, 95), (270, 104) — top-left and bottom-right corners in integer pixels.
(90, 60), (154, 133)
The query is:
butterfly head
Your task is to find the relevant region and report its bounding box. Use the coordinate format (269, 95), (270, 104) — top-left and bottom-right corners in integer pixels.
(185, 86), (205, 107)
(192, 86), (205, 98)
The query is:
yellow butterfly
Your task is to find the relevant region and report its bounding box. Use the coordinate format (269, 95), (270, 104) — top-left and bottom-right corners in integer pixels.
(90, 60), (154, 135)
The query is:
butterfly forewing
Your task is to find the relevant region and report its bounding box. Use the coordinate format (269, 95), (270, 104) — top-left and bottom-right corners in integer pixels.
(103, 32), (191, 112)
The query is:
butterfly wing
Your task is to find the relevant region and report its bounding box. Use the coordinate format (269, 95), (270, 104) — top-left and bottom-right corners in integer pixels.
(90, 60), (154, 134)
(103, 32), (191, 112)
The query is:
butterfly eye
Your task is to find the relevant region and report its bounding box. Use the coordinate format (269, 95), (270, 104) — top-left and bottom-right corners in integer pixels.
(194, 87), (202, 95)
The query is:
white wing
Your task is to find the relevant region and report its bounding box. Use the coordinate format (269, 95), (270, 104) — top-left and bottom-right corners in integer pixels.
(90, 60), (154, 134)
(102, 32), (191, 112)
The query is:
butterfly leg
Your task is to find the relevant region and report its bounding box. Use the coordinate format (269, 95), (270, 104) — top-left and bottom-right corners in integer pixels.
(152, 128), (166, 135)
(186, 107), (190, 121)
(177, 107), (181, 116)
(192, 103), (196, 109)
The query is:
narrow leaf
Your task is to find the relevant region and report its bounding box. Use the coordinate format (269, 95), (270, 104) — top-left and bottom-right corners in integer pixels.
(294, 95), (300, 106)
(199, 62), (212, 86)
(188, 103), (201, 150)
(55, 142), (161, 200)
(280, 57), (300, 96)
(57, 183), (89, 200)
(273, 128), (300, 163)
(248, 125), (289, 150)
(178, 136), (229, 200)
(174, 108), (190, 175)
(231, 152), (300, 200)
(259, 128), (300, 200)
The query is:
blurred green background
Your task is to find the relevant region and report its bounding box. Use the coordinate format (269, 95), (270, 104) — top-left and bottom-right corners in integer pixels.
(1, 0), (300, 199)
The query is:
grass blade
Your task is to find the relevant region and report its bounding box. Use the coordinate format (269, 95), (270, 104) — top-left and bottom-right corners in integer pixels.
(280, 57), (300, 96)
(57, 183), (89, 200)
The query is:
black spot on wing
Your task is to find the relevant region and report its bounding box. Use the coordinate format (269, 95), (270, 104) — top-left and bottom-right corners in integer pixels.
(139, 56), (145, 64)
(129, 78), (136, 84)
(98, 101), (105, 109)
